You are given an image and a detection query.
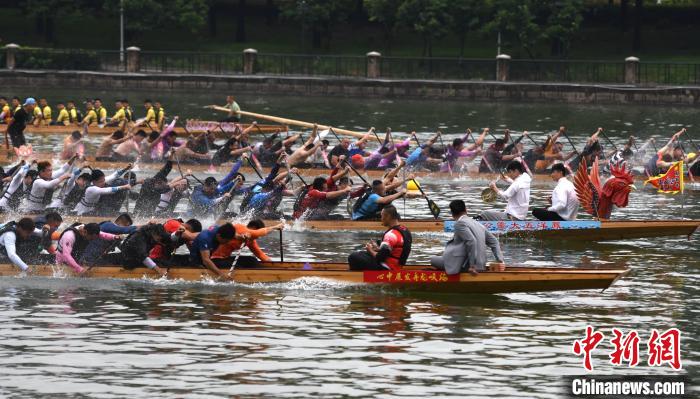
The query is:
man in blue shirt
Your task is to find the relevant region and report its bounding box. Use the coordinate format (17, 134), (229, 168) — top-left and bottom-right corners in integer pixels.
(351, 180), (406, 220)
(189, 223), (239, 280)
(189, 159), (246, 217)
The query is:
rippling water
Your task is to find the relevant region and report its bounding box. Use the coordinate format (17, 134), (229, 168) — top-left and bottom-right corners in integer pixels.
(0, 92), (698, 398)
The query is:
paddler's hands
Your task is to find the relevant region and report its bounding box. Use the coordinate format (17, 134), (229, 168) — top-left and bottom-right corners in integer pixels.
(270, 223), (285, 231)
(489, 181), (498, 191)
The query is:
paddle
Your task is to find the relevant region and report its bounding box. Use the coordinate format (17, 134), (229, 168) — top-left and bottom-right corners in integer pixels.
(600, 130), (619, 152)
(684, 130), (698, 151)
(253, 123), (269, 140)
(411, 179), (440, 219)
(278, 228), (284, 262)
(411, 132), (421, 147)
(437, 131), (452, 175)
(245, 154), (264, 180)
(227, 242), (247, 277)
(561, 130), (581, 158)
(342, 159), (369, 186)
(218, 176), (243, 220)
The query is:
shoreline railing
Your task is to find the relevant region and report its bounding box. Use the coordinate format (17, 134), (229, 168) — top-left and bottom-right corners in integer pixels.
(2, 45), (699, 86)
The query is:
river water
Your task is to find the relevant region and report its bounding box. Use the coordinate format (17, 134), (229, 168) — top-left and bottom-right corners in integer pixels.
(0, 91), (697, 398)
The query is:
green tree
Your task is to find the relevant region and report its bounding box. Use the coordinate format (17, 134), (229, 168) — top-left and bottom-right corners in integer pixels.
(363, 0), (402, 54)
(280, 0), (355, 50)
(542, 0), (584, 57)
(22, 0), (98, 44)
(106, 0), (209, 39)
(482, 0), (540, 58)
(451, 0), (481, 57)
(397, 0), (453, 57)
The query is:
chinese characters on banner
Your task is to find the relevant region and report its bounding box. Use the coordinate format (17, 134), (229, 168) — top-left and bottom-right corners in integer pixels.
(572, 326), (682, 371)
(444, 220), (601, 233)
(186, 120), (240, 133)
(363, 270), (460, 283)
(644, 160), (685, 194)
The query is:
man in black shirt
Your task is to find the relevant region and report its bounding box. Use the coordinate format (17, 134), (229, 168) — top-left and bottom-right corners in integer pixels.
(329, 138), (350, 166)
(5, 97), (36, 149)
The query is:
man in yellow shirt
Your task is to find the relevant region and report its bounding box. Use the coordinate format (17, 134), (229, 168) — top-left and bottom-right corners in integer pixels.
(122, 99), (133, 122)
(107, 100), (126, 126)
(54, 102), (70, 125)
(82, 101), (98, 126)
(32, 98), (52, 126)
(0, 97), (11, 124)
(154, 101), (166, 130)
(10, 97), (21, 116)
(94, 98), (108, 125)
(143, 99), (156, 128)
(66, 100), (81, 124)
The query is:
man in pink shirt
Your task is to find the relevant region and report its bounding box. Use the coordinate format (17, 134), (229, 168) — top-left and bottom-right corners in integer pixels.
(56, 223), (123, 275)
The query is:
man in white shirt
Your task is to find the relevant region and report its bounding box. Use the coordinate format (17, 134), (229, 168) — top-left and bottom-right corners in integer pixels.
(0, 218), (40, 272)
(21, 159), (73, 213)
(480, 161), (531, 221)
(74, 169), (132, 216)
(532, 163), (579, 221)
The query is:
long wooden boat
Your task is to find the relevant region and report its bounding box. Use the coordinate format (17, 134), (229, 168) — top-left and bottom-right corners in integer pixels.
(0, 153), (660, 184)
(0, 262), (629, 294)
(10, 214), (698, 240)
(19, 121), (283, 137)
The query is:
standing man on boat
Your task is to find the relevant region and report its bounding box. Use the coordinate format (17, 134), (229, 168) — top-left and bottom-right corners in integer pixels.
(479, 161), (531, 221)
(348, 205), (412, 271)
(217, 96), (241, 122)
(5, 97), (36, 150)
(532, 164), (579, 221)
(431, 200), (504, 275)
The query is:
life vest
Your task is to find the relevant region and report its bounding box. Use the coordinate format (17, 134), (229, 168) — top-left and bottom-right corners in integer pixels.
(292, 185), (310, 214)
(352, 188), (384, 219)
(64, 185), (86, 209)
(6, 182), (31, 209)
(56, 223), (88, 259)
(124, 107), (133, 122)
(95, 107), (106, 122)
(384, 225), (412, 266)
(26, 178), (55, 206)
(68, 108), (83, 123)
(0, 221), (17, 238)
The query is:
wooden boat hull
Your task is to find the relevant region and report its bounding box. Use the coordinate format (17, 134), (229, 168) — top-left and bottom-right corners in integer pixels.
(0, 263), (628, 294)
(20, 122), (282, 137)
(22, 215), (697, 240)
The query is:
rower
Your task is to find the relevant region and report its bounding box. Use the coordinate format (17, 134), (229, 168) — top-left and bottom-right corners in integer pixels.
(98, 214), (139, 235)
(5, 97), (36, 150)
(441, 136), (481, 173)
(74, 169), (132, 216)
(569, 129), (604, 173)
(154, 101), (166, 130)
(0, 218), (40, 272)
(95, 130), (131, 161)
(94, 98), (108, 125)
(351, 180), (406, 220)
(61, 131), (84, 160)
(287, 125), (322, 167)
(107, 100), (126, 126)
(314, 176), (365, 219)
(21, 160), (73, 214)
(532, 163), (579, 221)
(239, 168), (294, 219)
(478, 131), (522, 173)
(292, 176), (351, 220)
(81, 101), (98, 126)
(329, 138), (351, 167)
(143, 99), (157, 128)
(189, 160), (246, 217)
(132, 159), (174, 217)
(149, 218), (202, 266)
(0, 161), (33, 212)
(210, 219), (285, 267)
(0, 97), (11, 124)
(122, 99), (134, 122)
(113, 130), (147, 161)
(32, 211), (63, 255)
(155, 176), (189, 215)
(189, 222), (240, 279)
(55, 171), (91, 211)
(56, 223), (123, 275)
(648, 129), (685, 175)
(219, 95), (241, 122)
(117, 223), (169, 277)
(66, 100), (82, 124)
(174, 138), (212, 163)
(431, 200), (504, 275)
(534, 126), (566, 173)
(32, 98), (52, 126)
(406, 132), (441, 170)
(54, 102), (70, 126)
(479, 160), (531, 221)
(348, 205), (412, 271)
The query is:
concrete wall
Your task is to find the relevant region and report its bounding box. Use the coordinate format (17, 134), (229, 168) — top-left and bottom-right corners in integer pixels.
(1, 69), (698, 105)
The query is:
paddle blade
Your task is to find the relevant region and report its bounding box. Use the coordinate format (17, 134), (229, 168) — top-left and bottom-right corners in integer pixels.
(427, 199), (441, 219)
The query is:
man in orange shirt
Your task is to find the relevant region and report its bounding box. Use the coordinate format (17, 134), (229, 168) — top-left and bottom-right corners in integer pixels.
(211, 219), (284, 267)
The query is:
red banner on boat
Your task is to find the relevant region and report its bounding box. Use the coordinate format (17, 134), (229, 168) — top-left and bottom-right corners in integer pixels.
(644, 161), (684, 194)
(363, 270), (459, 283)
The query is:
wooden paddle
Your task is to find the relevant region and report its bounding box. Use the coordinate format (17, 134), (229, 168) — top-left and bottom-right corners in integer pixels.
(411, 179), (440, 219)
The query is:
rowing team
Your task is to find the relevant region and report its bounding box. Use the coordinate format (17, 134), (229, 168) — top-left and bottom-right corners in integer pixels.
(0, 198), (505, 279)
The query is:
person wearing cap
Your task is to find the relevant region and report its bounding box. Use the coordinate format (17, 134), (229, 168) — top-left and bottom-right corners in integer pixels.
(74, 169), (132, 215)
(5, 97), (36, 149)
(532, 163), (579, 221)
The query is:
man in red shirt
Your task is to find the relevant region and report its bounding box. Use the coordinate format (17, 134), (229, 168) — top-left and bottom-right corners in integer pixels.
(292, 177), (351, 220)
(347, 205), (412, 271)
